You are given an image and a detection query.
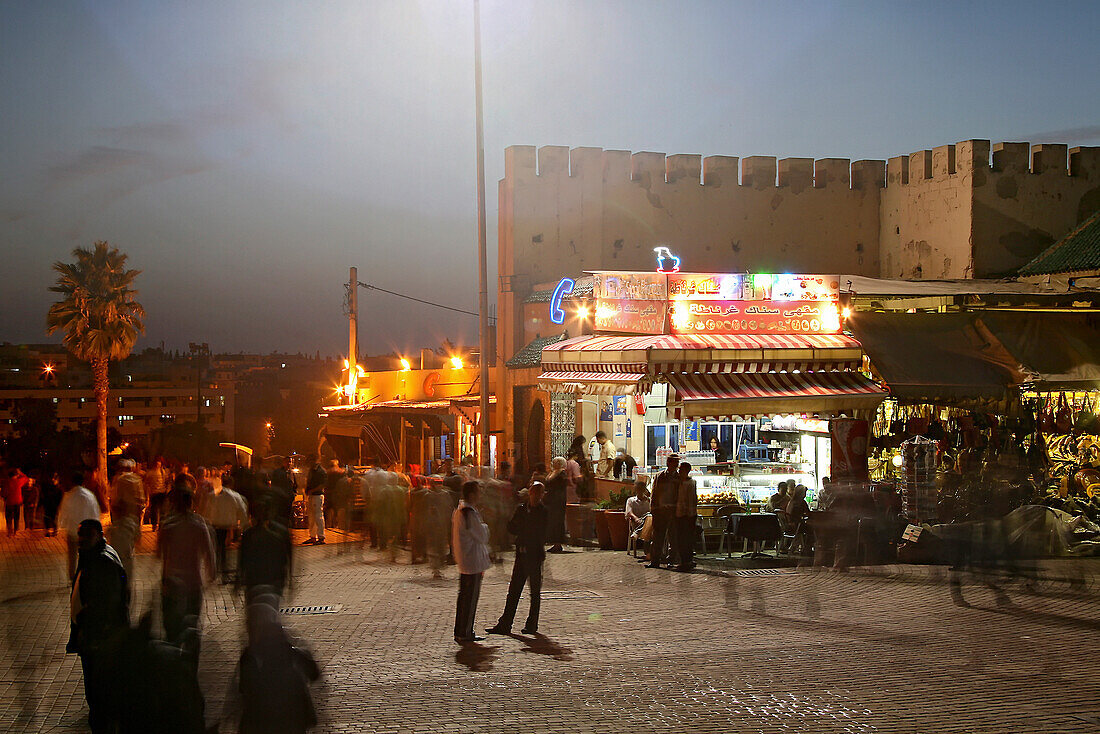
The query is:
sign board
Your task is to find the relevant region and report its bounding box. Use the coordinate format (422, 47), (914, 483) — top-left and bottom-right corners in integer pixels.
(667, 273), (746, 300)
(594, 299), (667, 334)
(669, 300), (841, 335)
(593, 272), (666, 302)
(830, 418), (869, 481)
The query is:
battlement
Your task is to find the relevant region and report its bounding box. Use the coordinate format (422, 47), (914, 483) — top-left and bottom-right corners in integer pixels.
(505, 140), (1100, 190)
(504, 145), (889, 190)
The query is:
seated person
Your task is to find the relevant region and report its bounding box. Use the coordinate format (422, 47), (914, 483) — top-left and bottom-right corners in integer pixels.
(625, 480), (651, 533)
(785, 485), (811, 524)
(766, 480), (791, 512)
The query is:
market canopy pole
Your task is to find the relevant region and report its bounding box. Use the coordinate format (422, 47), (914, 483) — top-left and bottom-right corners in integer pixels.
(473, 0), (491, 468)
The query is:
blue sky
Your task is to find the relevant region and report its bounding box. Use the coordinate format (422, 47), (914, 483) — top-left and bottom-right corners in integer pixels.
(2, 0), (1098, 356)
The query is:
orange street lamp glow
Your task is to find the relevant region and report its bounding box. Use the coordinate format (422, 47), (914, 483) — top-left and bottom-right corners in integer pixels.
(400, 358), (412, 372)
(576, 306), (590, 319)
(450, 356), (463, 369)
(43, 363), (54, 374)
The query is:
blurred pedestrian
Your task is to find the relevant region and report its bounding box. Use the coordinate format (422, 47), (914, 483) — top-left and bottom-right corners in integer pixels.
(648, 454), (680, 569)
(238, 501), (293, 603)
(207, 477), (249, 583)
(486, 481), (548, 636)
(22, 474), (39, 531)
(452, 481), (490, 643)
(675, 462), (698, 572)
(303, 454), (326, 545)
(59, 472), (101, 579)
(3, 467), (27, 535)
(269, 456), (298, 529)
(238, 602), (320, 734)
(324, 460), (350, 536)
(41, 470), (63, 537)
(193, 466), (215, 518)
(157, 480), (215, 643)
(109, 459), (146, 578)
(543, 457), (568, 553)
(66, 519), (129, 734)
(144, 457), (169, 530)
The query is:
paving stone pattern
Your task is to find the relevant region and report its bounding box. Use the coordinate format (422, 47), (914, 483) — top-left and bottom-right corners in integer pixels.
(1, 527), (1098, 734)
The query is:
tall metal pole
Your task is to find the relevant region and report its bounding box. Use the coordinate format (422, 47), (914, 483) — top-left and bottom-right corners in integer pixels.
(348, 266), (359, 372)
(473, 0), (491, 468)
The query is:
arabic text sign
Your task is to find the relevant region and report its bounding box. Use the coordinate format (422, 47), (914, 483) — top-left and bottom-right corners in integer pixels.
(667, 273), (745, 300)
(593, 272), (666, 302)
(594, 299), (667, 334)
(668, 300), (841, 334)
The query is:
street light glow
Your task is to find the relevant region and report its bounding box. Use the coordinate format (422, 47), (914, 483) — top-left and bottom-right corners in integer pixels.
(450, 356), (463, 369)
(43, 363), (54, 374)
(400, 358), (412, 371)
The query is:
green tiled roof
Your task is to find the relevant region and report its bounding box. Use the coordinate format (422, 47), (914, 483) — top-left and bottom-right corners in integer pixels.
(505, 333), (566, 368)
(524, 276), (594, 303)
(1019, 210), (1100, 276)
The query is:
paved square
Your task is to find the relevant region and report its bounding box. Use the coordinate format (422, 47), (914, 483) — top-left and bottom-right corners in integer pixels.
(1, 530), (1098, 733)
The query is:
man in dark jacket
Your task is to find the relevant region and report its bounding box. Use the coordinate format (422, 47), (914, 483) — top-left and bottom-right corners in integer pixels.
(67, 519), (130, 733)
(303, 455), (327, 545)
(648, 454), (681, 568)
(237, 501), (293, 602)
(486, 481), (548, 635)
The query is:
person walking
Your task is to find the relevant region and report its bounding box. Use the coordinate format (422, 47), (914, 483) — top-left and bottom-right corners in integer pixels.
(108, 459), (146, 579)
(675, 462), (698, 572)
(22, 474), (39, 531)
(237, 501), (293, 603)
(58, 472), (102, 579)
(3, 467), (27, 535)
(543, 457), (568, 553)
(269, 456), (298, 529)
(303, 455), (327, 546)
(648, 454), (681, 569)
(41, 470), (63, 537)
(452, 481), (490, 643)
(157, 479), (216, 643)
(206, 477), (249, 583)
(65, 519), (130, 734)
(486, 481), (548, 636)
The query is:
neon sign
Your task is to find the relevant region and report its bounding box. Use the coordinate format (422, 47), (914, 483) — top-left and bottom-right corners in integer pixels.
(654, 246), (680, 274)
(549, 277), (575, 324)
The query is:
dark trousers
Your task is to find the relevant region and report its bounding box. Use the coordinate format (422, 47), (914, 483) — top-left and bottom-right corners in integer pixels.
(163, 585), (203, 644)
(676, 516), (697, 568)
(650, 508), (675, 564)
(5, 505), (20, 534)
(23, 500), (37, 530)
(80, 650), (119, 733)
(215, 527), (231, 577)
(453, 572), (483, 640)
(497, 553), (543, 632)
(147, 493), (167, 528)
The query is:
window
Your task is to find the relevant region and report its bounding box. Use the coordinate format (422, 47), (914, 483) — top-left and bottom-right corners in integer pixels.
(644, 423), (680, 467)
(698, 421), (757, 460)
(204, 399), (211, 407)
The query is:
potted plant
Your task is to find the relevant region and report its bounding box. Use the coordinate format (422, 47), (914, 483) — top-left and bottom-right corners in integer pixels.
(596, 486), (632, 550)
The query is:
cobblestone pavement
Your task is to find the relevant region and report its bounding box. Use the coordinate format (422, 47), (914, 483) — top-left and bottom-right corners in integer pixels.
(1, 526), (1099, 734)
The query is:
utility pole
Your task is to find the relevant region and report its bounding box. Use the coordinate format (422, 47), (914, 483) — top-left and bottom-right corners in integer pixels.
(348, 266), (359, 379)
(473, 0), (491, 468)
(188, 342), (209, 423)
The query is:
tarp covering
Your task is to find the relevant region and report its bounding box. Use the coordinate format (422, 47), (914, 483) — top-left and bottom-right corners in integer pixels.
(979, 312), (1100, 391)
(848, 312), (1025, 403)
(666, 371), (886, 418)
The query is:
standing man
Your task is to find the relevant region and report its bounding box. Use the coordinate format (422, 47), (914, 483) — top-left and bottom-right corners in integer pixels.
(205, 477), (249, 583)
(143, 457), (169, 530)
(66, 519), (129, 734)
(452, 480), (490, 643)
(675, 462), (698, 572)
(486, 481), (548, 636)
(237, 500), (293, 603)
(108, 459), (146, 579)
(58, 472), (102, 579)
(157, 478), (215, 643)
(647, 454), (680, 569)
(3, 467), (27, 535)
(303, 454), (327, 546)
(594, 431), (617, 478)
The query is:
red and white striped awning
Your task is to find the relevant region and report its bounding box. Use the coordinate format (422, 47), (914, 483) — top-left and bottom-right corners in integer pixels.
(666, 371), (886, 419)
(536, 371), (648, 395)
(541, 333), (863, 374)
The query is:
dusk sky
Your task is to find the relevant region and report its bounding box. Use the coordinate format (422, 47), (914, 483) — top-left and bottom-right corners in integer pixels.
(2, 0), (1098, 358)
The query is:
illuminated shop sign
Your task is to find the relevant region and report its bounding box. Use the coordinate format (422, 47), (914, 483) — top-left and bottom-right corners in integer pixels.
(667, 273), (745, 300)
(653, 246), (681, 274)
(668, 300), (841, 335)
(594, 299), (668, 334)
(593, 272), (666, 301)
(549, 277), (575, 325)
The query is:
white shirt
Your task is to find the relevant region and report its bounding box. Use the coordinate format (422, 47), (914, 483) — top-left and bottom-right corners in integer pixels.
(205, 487), (248, 529)
(451, 500), (490, 575)
(58, 487), (100, 537)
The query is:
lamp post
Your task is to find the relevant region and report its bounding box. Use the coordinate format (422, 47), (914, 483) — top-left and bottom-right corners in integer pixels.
(473, 0), (491, 469)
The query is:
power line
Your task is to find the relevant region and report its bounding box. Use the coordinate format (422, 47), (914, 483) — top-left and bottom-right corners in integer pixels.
(357, 282), (481, 319)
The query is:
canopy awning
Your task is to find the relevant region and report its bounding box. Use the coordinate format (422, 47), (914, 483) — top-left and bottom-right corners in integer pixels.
(542, 332), (863, 374)
(848, 312), (1025, 404)
(978, 312), (1100, 391)
(537, 370), (648, 395)
(666, 371), (887, 419)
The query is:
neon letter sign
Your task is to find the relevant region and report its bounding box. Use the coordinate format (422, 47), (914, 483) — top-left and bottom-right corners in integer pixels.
(549, 278), (575, 324)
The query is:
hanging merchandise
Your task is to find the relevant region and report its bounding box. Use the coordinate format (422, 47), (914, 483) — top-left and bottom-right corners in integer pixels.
(1074, 394), (1097, 435)
(1038, 396), (1054, 433)
(1055, 393), (1073, 434)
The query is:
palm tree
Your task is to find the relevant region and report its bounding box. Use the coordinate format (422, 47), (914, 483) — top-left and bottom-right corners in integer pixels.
(47, 241), (145, 489)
